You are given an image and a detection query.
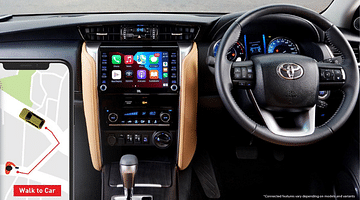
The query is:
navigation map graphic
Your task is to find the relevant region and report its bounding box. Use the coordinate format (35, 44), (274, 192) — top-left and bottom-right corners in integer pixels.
(0, 63), (70, 199)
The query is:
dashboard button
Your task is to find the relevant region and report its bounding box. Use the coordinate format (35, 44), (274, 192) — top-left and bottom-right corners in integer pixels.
(134, 134), (141, 143)
(170, 84), (178, 91)
(108, 113), (118, 122)
(160, 112), (171, 123)
(126, 134), (133, 144)
(100, 84), (107, 91)
(143, 135), (149, 144)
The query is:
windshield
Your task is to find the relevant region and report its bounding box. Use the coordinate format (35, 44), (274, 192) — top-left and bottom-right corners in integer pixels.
(0, 0), (333, 15)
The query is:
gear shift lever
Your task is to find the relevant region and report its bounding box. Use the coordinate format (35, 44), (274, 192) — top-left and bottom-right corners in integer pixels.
(120, 154), (138, 200)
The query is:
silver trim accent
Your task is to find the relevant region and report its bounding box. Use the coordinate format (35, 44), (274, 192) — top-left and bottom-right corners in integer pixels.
(259, 106), (316, 137)
(77, 26), (86, 40)
(277, 63), (304, 80)
(112, 183), (162, 188)
(324, 44), (335, 58)
(318, 90), (331, 101)
(111, 195), (153, 200)
(341, 68), (346, 80)
(248, 90), (316, 137)
(354, 17), (360, 31)
(96, 32), (108, 36)
(109, 124), (170, 127)
(212, 39), (221, 56)
(85, 42), (101, 81)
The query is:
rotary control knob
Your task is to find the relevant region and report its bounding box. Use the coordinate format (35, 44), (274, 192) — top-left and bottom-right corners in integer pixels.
(152, 131), (172, 149)
(100, 84), (107, 91)
(170, 84), (178, 91)
(160, 112), (170, 123)
(108, 113), (118, 123)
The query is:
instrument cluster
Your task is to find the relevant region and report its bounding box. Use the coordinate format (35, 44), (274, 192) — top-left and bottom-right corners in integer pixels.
(212, 34), (300, 61)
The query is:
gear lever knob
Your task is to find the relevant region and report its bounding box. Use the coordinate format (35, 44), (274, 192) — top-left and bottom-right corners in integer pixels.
(120, 154), (138, 200)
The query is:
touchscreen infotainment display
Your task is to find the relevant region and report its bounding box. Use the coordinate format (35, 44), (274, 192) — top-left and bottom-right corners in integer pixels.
(99, 47), (178, 93)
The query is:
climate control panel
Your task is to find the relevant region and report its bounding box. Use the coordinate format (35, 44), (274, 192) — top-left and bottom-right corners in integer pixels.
(105, 108), (175, 127)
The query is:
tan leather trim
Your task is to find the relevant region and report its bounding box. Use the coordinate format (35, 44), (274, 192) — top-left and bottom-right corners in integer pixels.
(81, 42), (102, 171)
(178, 42), (198, 170)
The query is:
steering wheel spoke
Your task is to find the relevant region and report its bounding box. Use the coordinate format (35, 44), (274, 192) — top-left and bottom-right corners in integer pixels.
(231, 60), (255, 88)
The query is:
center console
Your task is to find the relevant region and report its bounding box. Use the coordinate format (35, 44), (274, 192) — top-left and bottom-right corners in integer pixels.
(92, 44), (182, 200)
(82, 39), (197, 200)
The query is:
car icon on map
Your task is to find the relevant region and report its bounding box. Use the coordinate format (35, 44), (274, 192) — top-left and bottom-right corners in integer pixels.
(19, 108), (45, 129)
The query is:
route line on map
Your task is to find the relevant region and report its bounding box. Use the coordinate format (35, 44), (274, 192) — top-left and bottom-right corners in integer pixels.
(17, 127), (60, 175)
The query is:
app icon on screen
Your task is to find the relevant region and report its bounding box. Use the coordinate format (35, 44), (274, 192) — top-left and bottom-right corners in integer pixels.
(124, 55), (133, 64)
(163, 67), (168, 72)
(112, 55), (121, 64)
(137, 70), (147, 79)
(112, 70), (122, 79)
(136, 55), (146, 64)
(125, 70), (133, 79)
(163, 73), (168, 78)
(149, 55), (159, 64)
(150, 70), (159, 79)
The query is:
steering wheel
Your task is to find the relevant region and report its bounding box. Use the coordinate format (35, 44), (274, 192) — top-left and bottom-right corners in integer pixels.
(215, 4), (359, 146)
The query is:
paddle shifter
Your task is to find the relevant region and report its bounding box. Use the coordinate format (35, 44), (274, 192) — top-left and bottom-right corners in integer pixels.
(120, 154), (138, 200)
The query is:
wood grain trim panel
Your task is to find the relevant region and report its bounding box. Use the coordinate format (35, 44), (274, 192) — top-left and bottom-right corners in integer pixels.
(81, 42), (102, 171)
(178, 42), (198, 170)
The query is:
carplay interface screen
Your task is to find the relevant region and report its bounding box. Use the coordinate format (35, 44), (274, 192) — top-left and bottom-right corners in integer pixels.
(99, 47), (178, 93)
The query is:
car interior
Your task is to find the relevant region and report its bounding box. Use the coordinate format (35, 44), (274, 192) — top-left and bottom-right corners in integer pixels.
(0, 0), (359, 199)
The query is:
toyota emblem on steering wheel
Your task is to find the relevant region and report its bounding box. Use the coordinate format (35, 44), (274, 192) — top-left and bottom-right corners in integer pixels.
(277, 63), (304, 80)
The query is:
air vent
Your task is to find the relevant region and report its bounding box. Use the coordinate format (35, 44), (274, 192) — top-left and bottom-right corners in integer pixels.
(158, 25), (198, 41)
(79, 24), (199, 41)
(81, 25), (121, 41)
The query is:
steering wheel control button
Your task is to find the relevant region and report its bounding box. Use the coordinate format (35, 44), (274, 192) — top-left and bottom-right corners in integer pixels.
(108, 113), (118, 123)
(320, 68), (344, 82)
(153, 131), (172, 149)
(232, 66), (254, 88)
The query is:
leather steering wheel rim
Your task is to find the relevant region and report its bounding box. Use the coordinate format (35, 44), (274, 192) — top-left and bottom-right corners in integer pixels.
(215, 4), (359, 146)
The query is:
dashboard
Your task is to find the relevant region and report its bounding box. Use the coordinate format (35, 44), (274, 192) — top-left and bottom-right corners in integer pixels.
(0, 6), (359, 200)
